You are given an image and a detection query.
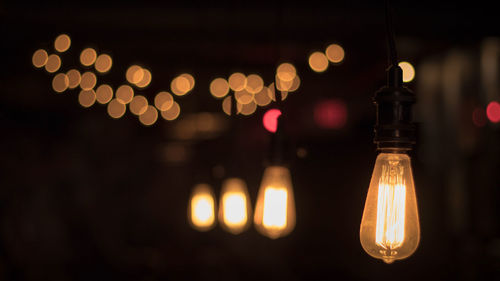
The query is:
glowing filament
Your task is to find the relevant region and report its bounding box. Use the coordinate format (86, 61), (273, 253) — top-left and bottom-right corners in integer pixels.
(375, 164), (407, 251)
(222, 192), (247, 227)
(262, 187), (288, 229)
(191, 194), (215, 228)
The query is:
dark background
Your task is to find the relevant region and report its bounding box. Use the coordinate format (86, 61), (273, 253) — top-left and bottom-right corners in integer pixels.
(1, 1), (500, 280)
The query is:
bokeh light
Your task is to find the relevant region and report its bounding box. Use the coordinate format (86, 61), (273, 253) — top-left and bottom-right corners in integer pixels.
(135, 68), (152, 88)
(126, 65), (144, 84)
(180, 73), (195, 91)
(45, 54), (61, 73)
(52, 73), (69, 93)
(309, 52), (329, 72)
(80, 48), (97, 66)
(95, 54), (113, 73)
(139, 105), (158, 126)
(399, 61), (416, 83)
(107, 99), (126, 119)
(154, 91), (174, 111)
(171, 76), (191, 96)
(276, 75), (293, 91)
(314, 99), (348, 129)
(263, 109), (282, 133)
(116, 85), (134, 104)
(237, 100), (257, 116)
(254, 87), (272, 107)
(160, 101), (180, 121)
(472, 107), (487, 127)
(267, 83), (288, 101)
(66, 69), (81, 89)
(52, 74), (69, 93)
(130, 95), (149, 115)
(32, 49), (48, 68)
(276, 63), (296, 82)
(245, 74), (264, 94)
(54, 34), (71, 52)
(222, 96), (232, 116)
(228, 73), (247, 91)
(486, 101), (500, 123)
(210, 78), (230, 98)
(96, 84), (113, 104)
(78, 90), (96, 108)
(80, 72), (97, 90)
(325, 44), (345, 64)
(235, 89), (254, 104)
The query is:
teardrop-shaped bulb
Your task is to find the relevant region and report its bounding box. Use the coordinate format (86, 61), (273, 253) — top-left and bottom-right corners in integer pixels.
(254, 166), (296, 239)
(188, 183), (216, 231)
(218, 178), (252, 234)
(360, 152), (420, 264)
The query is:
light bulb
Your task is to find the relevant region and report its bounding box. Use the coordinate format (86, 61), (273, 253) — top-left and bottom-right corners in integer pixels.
(218, 178), (252, 234)
(360, 151), (420, 264)
(188, 183), (216, 231)
(254, 166), (296, 239)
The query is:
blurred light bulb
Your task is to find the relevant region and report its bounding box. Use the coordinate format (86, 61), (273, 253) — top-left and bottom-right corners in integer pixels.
(360, 152), (420, 264)
(188, 184), (216, 231)
(254, 166), (296, 239)
(218, 178), (252, 234)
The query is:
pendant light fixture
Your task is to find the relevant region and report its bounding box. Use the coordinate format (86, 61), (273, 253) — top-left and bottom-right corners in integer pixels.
(218, 92), (252, 235)
(188, 183), (217, 232)
(359, 0), (420, 263)
(253, 80), (296, 239)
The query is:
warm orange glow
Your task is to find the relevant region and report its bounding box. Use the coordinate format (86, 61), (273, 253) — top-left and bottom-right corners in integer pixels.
(235, 89), (254, 105)
(171, 76), (191, 96)
(154, 91), (174, 111)
(218, 178), (252, 234)
(276, 75), (293, 91)
(107, 99), (126, 119)
(54, 34), (71, 52)
(254, 166), (296, 239)
(180, 73), (195, 91)
(78, 90), (96, 108)
(32, 49), (48, 68)
(115, 85), (134, 104)
(95, 54), (113, 73)
(276, 63), (296, 82)
(254, 87), (272, 107)
(325, 44), (345, 64)
(267, 83), (288, 101)
(80, 48), (97, 66)
(136, 68), (152, 88)
(209, 78), (230, 98)
(129, 95), (149, 115)
(309, 51), (329, 72)
(289, 76), (301, 92)
(52, 73), (69, 93)
(66, 69), (81, 89)
(360, 153), (420, 264)
(399, 62), (415, 83)
(126, 65), (144, 84)
(237, 100), (257, 116)
(228, 73), (247, 91)
(188, 184), (216, 231)
(160, 101), (180, 121)
(245, 74), (264, 94)
(95, 84), (113, 104)
(45, 54), (61, 73)
(222, 96), (233, 116)
(139, 105), (158, 126)
(80, 72), (97, 90)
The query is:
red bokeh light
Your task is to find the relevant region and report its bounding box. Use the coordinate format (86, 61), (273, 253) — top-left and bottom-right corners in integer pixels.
(486, 101), (500, 123)
(314, 99), (347, 129)
(262, 109), (282, 133)
(472, 107), (487, 127)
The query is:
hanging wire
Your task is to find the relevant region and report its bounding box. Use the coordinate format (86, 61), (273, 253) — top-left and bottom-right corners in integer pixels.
(385, 0), (399, 68)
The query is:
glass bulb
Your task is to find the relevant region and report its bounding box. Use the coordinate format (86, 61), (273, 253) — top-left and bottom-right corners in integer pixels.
(254, 166), (296, 239)
(360, 152), (420, 264)
(218, 178), (252, 234)
(188, 183), (216, 231)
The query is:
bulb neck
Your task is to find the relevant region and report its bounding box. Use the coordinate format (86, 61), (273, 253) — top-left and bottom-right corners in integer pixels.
(378, 147), (411, 154)
(373, 65), (416, 150)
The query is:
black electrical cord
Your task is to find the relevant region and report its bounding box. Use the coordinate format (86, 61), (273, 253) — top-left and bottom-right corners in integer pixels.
(385, 0), (398, 68)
